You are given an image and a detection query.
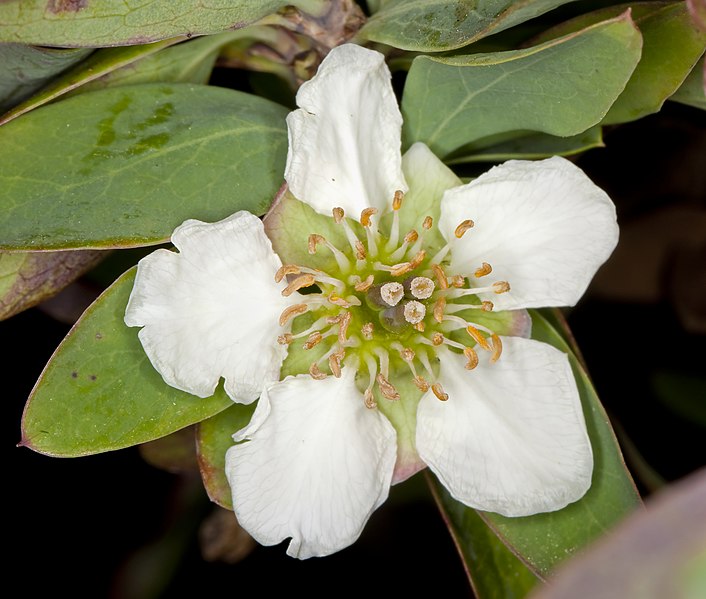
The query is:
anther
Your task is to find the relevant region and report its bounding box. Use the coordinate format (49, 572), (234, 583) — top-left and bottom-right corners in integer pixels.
(400, 347), (415, 362)
(432, 382), (449, 401)
(466, 325), (491, 351)
(404, 230), (418, 244)
(451, 275), (465, 288)
(337, 311), (352, 344)
(309, 363), (327, 380)
(423, 216), (433, 230)
(332, 207), (344, 223)
(361, 322), (374, 340)
(303, 331), (323, 350)
(279, 303), (307, 326)
(409, 250), (426, 269)
(475, 262), (492, 278)
(393, 190), (404, 211)
(433, 296), (446, 323)
(274, 264), (301, 283)
(282, 274), (316, 296)
(277, 333), (293, 345)
(464, 346), (479, 370)
(454, 219), (474, 238)
(364, 389), (377, 409)
(481, 300), (494, 312)
(493, 281), (511, 294)
(355, 240), (367, 260)
(431, 264), (449, 290)
(432, 332), (444, 346)
(376, 374), (400, 401)
(390, 262), (413, 277)
(490, 334), (503, 363)
(410, 276), (435, 299)
(360, 207), (378, 227)
(414, 375), (430, 392)
(381, 282), (404, 306)
(414, 322), (425, 332)
(308, 234), (323, 254)
(329, 350), (344, 378)
(354, 274), (375, 292)
(404, 300), (426, 324)
(328, 293), (360, 308)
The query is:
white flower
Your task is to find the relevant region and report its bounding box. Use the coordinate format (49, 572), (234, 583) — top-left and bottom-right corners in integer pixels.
(125, 44), (619, 559)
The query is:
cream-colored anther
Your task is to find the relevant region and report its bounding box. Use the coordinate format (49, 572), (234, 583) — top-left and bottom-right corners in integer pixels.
(481, 300), (494, 312)
(364, 388), (377, 409)
(414, 375), (430, 392)
(278, 303), (307, 326)
(355, 240), (367, 260)
(332, 207), (344, 223)
(308, 234), (324, 254)
(493, 281), (511, 294)
(360, 207), (378, 227)
(309, 363), (327, 380)
(451, 275), (465, 288)
(454, 219), (474, 238)
(464, 346), (479, 370)
(490, 334), (503, 363)
(381, 282), (404, 306)
(354, 274), (375, 292)
(389, 262), (413, 277)
(432, 382), (449, 401)
(376, 374), (400, 401)
(361, 322), (374, 340)
(433, 296), (446, 323)
(393, 190), (404, 211)
(274, 264), (301, 283)
(409, 250), (426, 269)
(328, 293), (354, 308)
(277, 333), (293, 345)
(422, 216), (433, 230)
(432, 332), (444, 346)
(337, 311), (352, 344)
(400, 347), (415, 362)
(410, 277), (435, 299)
(466, 325), (491, 351)
(403, 300), (426, 324)
(326, 314), (343, 325)
(329, 350), (344, 378)
(303, 331), (323, 350)
(475, 262), (493, 278)
(404, 230), (419, 244)
(431, 264), (449, 290)
(413, 322), (425, 332)
(281, 274), (316, 297)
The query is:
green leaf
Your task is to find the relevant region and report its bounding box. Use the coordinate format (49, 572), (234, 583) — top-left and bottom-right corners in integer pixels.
(447, 127), (604, 164)
(0, 83), (289, 250)
(0, 44), (92, 111)
(0, 0), (323, 47)
(401, 14), (642, 158)
(196, 403), (256, 509)
(0, 38), (182, 126)
(21, 268), (232, 457)
(139, 426), (199, 473)
(476, 311), (641, 577)
(429, 476), (541, 597)
(670, 56), (706, 110)
(359, 0), (580, 52)
(0, 249), (104, 320)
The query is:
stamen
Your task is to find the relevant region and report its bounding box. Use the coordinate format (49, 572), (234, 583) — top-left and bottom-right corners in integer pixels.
(413, 322), (426, 332)
(431, 264), (449, 290)
(414, 375), (430, 392)
(337, 311), (352, 344)
(490, 334), (502, 363)
(355, 240), (367, 260)
(277, 333), (293, 345)
(360, 207), (378, 228)
(353, 274), (375, 292)
(423, 216), (433, 230)
(403, 300), (426, 324)
(309, 363), (327, 380)
(432, 382), (449, 401)
(274, 264), (300, 283)
(387, 190), (404, 250)
(374, 347), (391, 379)
(433, 296), (446, 323)
(281, 274), (316, 296)
(361, 208), (379, 256)
(409, 250), (426, 269)
(376, 374), (400, 401)
(303, 331), (323, 350)
(392, 190), (404, 211)
(430, 243), (451, 266)
(389, 229), (417, 262)
(361, 322), (374, 340)
(475, 262), (492, 278)
(332, 207), (344, 223)
(493, 281), (511, 294)
(329, 349), (345, 378)
(278, 303), (308, 326)
(381, 282), (404, 306)
(431, 332), (444, 346)
(410, 276), (435, 299)
(375, 261), (413, 277)
(466, 324), (492, 351)
(464, 346), (479, 370)
(451, 275), (466, 288)
(308, 234), (350, 271)
(364, 390), (377, 409)
(363, 354), (379, 409)
(328, 293), (361, 308)
(482, 301), (494, 311)
(454, 219), (474, 238)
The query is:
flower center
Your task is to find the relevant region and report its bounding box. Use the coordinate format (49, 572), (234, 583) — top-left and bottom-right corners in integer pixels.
(275, 192), (511, 408)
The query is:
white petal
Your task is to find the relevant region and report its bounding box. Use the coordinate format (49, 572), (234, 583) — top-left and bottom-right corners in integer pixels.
(285, 44), (407, 217)
(226, 368), (397, 558)
(125, 211), (292, 404)
(417, 338), (592, 517)
(439, 156), (619, 310)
